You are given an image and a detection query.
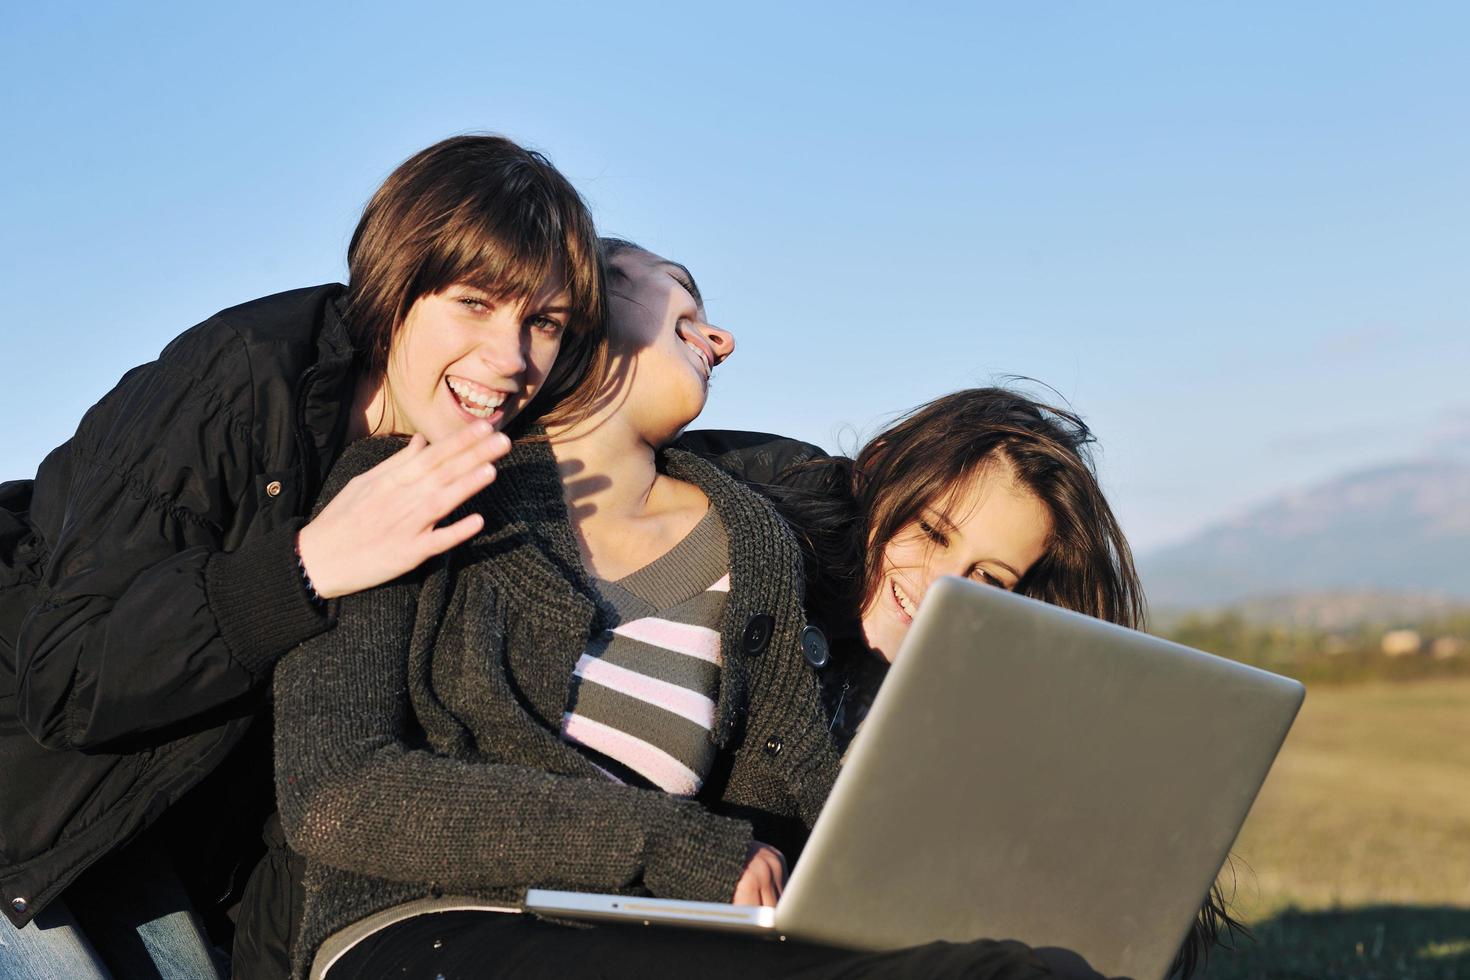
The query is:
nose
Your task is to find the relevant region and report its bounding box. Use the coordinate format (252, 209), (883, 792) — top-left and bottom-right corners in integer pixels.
(695, 322), (736, 365)
(479, 309), (529, 380)
(930, 555), (973, 583)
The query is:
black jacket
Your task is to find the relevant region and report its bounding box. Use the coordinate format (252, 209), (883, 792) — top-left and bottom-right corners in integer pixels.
(0, 284), (356, 928)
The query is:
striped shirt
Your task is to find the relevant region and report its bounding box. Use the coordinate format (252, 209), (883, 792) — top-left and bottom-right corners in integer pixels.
(560, 508), (729, 796)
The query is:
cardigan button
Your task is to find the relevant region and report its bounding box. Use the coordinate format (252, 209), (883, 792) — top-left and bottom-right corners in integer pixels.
(265, 480), (283, 498)
(800, 625), (830, 669)
(10, 897), (26, 914)
(742, 615), (774, 657)
(763, 735), (784, 757)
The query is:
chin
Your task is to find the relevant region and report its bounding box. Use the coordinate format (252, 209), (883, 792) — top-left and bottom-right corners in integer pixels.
(650, 411), (701, 448)
(859, 618), (902, 663)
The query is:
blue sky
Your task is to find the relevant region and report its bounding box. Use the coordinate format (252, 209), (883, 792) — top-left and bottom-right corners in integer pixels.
(3, 2), (1466, 551)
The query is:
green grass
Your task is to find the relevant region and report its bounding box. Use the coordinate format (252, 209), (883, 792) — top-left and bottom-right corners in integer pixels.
(1196, 679), (1470, 978)
(1202, 907), (1470, 979)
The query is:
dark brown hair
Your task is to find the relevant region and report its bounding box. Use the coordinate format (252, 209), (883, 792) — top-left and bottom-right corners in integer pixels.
(855, 388), (1144, 627)
(768, 386), (1245, 977)
(344, 135), (604, 408)
(781, 387), (1146, 631)
(532, 237), (703, 431)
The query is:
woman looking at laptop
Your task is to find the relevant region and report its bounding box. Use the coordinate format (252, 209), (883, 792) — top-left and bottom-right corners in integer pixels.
(688, 388), (1141, 746)
(683, 387), (1241, 977)
(273, 243), (1106, 980)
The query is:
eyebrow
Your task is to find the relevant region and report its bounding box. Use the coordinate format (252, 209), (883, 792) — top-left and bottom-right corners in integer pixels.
(923, 506), (958, 534)
(989, 559), (1023, 581)
(458, 284), (571, 312)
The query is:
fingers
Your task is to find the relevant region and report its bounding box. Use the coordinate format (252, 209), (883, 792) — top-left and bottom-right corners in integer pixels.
(731, 844), (785, 908)
(440, 460), (499, 509)
(422, 422), (511, 474)
(436, 433), (510, 486)
(732, 879), (754, 907)
(393, 432), (429, 464)
(424, 513), (486, 557)
(759, 868), (778, 906)
(763, 849), (785, 906)
(421, 438), (509, 501)
(375, 423), (507, 512)
(384, 422), (507, 482)
(308, 422), (511, 598)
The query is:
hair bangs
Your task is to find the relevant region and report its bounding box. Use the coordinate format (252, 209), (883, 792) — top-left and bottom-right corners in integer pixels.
(345, 135), (605, 381)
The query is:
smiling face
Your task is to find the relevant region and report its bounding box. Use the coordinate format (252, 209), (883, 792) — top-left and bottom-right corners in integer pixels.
(373, 277), (571, 440)
(604, 247), (735, 444)
(860, 457), (1054, 662)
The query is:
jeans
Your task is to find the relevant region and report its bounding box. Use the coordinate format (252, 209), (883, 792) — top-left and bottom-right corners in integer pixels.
(0, 899), (110, 980)
(0, 837), (225, 980)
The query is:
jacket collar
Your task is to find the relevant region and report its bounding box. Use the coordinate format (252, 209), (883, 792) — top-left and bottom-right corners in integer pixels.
(297, 289), (358, 501)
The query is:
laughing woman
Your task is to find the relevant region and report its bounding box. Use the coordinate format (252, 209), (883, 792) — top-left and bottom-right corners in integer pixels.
(0, 135), (602, 980)
(681, 388), (1243, 977)
(273, 244), (1088, 980)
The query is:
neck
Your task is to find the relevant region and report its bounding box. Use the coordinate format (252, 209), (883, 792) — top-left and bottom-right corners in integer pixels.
(545, 408), (664, 526)
(348, 371), (400, 441)
(541, 370), (711, 581)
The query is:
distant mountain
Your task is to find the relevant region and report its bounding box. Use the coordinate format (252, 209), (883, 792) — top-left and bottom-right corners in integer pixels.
(1140, 460), (1470, 610)
(1147, 590), (1470, 631)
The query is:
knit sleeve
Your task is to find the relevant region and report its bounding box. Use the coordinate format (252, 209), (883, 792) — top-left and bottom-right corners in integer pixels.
(273, 457), (756, 902)
(753, 629), (843, 829)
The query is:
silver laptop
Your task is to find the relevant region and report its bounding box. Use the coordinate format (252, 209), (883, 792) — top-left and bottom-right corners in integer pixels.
(528, 576), (1304, 980)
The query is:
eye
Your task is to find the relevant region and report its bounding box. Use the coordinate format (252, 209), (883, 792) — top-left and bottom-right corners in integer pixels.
(917, 519), (948, 546)
(970, 567), (1009, 590)
(457, 295), (490, 313)
(528, 314), (566, 337)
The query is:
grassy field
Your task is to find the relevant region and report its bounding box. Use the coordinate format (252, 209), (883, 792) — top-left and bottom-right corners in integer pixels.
(1199, 678), (1470, 979)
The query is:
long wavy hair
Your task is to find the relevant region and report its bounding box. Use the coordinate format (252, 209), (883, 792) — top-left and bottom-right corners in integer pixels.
(765, 386), (1244, 977)
(855, 388), (1142, 627)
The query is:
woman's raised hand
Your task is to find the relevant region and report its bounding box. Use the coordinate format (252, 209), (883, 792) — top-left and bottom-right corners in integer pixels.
(732, 841), (787, 908)
(296, 422), (510, 599)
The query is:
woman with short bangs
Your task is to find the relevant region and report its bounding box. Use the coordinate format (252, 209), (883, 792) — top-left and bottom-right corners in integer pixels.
(0, 135), (601, 980)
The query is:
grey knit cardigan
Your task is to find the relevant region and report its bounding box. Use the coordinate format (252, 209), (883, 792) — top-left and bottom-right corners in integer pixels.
(273, 435), (842, 975)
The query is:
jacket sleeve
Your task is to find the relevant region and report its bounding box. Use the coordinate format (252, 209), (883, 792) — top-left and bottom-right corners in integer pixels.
(272, 559), (755, 903)
(16, 324), (332, 750)
(673, 430), (833, 491)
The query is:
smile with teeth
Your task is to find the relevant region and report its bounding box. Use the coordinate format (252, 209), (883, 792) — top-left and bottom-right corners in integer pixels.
(682, 338), (712, 377)
(891, 579), (919, 620)
(446, 376), (508, 419)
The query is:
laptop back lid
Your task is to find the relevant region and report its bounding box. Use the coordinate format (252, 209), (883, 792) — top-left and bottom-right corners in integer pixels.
(776, 576), (1303, 980)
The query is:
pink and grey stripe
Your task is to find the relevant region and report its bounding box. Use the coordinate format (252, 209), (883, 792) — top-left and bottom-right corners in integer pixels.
(559, 509), (731, 796)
